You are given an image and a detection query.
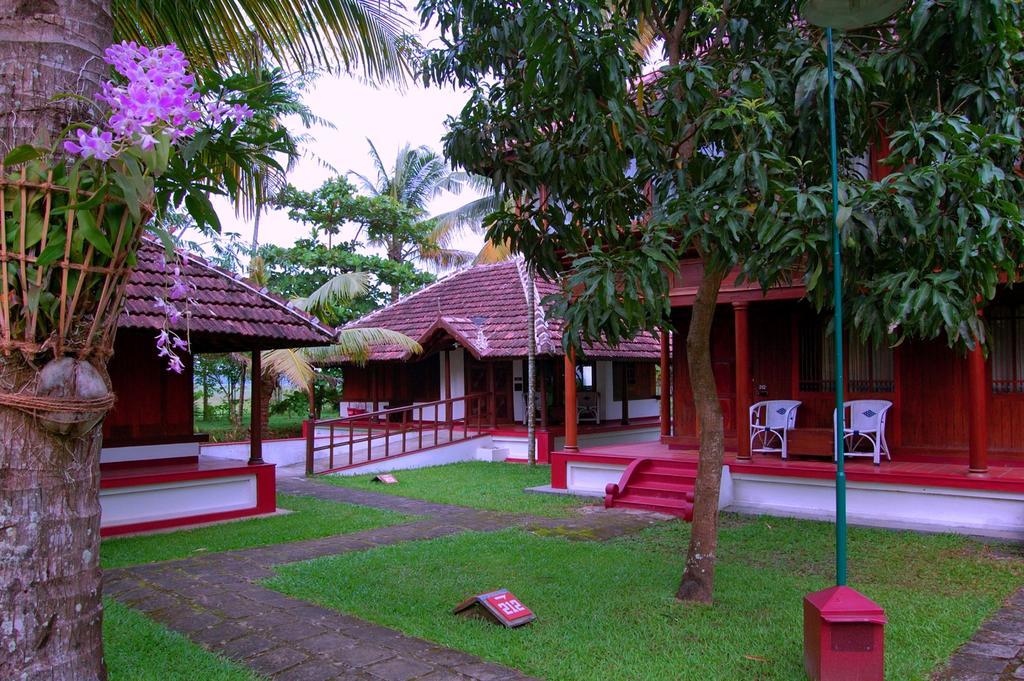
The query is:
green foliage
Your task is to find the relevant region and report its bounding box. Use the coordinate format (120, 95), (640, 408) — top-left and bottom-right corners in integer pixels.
(320, 462), (590, 516)
(419, 0), (1024, 350)
(100, 493), (413, 568)
(258, 237), (433, 323)
(157, 67), (315, 231)
(104, 599), (256, 680)
(268, 518), (1024, 680)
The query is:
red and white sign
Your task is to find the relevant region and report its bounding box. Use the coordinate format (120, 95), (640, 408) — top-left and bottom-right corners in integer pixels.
(453, 589), (535, 628)
(373, 474), (398, 484)
(484, 591), (533, 623)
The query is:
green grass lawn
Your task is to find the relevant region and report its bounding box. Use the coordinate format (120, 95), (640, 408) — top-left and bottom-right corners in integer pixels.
(101, 493), (413, 568)
(267, 516), (1024, 681)
(195, 412), (307, 442)
(104, 599), (258, 680)
(320, 461), (593, 517)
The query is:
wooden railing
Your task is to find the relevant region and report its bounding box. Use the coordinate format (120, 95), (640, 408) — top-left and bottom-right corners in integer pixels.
(305, 393), (490, 475)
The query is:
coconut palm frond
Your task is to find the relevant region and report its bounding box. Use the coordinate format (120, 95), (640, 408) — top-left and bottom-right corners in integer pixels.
(262, 348), (316, 390)
(296, 271), (372, 317)
(475, 239), (515, 264)
(419, 245), (476, 271)
(430, 194), (502, 249)
(113, 0), (411, 83)
(306, 328), (422, 366)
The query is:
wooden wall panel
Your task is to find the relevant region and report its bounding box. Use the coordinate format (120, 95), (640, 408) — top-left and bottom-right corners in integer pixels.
(105, 330), (195, 446)
(898, 339), (968, 450)
(749, 303), (794, 406)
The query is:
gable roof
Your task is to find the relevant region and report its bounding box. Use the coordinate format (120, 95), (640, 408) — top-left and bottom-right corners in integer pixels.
(343, 259), (660, 362)
(117, 239), (336, 352)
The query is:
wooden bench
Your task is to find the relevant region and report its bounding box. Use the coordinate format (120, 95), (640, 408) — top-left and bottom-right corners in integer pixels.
(786, 428), (834, 458)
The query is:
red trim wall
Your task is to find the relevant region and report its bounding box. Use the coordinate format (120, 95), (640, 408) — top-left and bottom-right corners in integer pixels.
(99, 462), (276, 537)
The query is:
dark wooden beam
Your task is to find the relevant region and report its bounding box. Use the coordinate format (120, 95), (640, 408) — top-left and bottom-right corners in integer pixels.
(660, 331), (671, 437)
(619, 362), (630, 426)
(967, 345), (989, 475)
(248, 350), (264, 465)
(486, 361), (497, 428)
(444, 349), (452, 427)
(734, 302), (751, 461)
(539, 359), (549, 429)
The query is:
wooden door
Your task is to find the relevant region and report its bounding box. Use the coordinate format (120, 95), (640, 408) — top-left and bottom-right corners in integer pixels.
(465, 358), (514, 423)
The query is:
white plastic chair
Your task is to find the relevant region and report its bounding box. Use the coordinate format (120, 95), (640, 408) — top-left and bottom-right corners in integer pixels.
(834, 400), (892, 465)
(577, 392), (601, 425)
(749, 400), (801, 459)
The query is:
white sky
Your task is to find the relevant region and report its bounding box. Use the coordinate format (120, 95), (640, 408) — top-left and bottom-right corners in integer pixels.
(208, 14), (487, 264)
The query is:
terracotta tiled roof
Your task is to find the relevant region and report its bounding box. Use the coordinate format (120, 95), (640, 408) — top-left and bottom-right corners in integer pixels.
(118, 239), (337, 352)
(344, 259), (661, 362)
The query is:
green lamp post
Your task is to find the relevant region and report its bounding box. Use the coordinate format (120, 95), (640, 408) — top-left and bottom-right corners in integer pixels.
(799, 2), (907, 679)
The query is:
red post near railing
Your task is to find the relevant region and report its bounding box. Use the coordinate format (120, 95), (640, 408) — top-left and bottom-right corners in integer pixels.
(329, 423), (335, 470)
(305, 394), (488, 474)
(402, 409), (408, 454)
(305, 414), (315, 476)
(448, 397), (455, 441)
(564, 351), (579, 452)
(367, 418), (373, 462)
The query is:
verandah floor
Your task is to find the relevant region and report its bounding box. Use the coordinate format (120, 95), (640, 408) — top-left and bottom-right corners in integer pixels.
(564, 442), (1024, 493)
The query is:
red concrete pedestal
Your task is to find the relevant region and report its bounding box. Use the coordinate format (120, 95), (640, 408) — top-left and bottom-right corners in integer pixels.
(804, 586), (886, 681)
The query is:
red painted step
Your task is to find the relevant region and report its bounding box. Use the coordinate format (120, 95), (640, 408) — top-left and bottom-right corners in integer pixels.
(604, 457), (697, 520)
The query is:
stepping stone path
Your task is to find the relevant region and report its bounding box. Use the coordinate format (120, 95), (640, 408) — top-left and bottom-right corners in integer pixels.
(105, 476), (670, 680)
(932, 587), (1024, 681)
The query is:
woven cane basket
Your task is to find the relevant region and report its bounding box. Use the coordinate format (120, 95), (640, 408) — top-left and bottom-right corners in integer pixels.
(0, 163), (151, 362)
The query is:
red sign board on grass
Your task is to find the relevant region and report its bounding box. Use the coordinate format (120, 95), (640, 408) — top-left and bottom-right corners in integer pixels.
(453, 589), (535, 628)
(373, 474), (398, 484)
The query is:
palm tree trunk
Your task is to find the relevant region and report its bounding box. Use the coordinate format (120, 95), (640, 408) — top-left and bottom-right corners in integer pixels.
(526, 268), (537, 465)
(259, 367), (276, 435)
(202, 371), (211, 420)
(0, 360), (108, 680)
(237, 363), (247, 429)
(0, 3), (112, 679)
(676, 265), (726, 603)
(0, 0), (112, 151)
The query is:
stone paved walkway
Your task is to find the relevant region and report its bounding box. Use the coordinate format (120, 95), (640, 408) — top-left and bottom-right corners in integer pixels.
(933, 587), (1024, 681)
(105, 477), (670, 680)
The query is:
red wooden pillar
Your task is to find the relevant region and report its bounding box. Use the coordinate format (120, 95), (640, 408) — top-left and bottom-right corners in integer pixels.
(248, 350), (264, 465)
(734, 302), (752, 460)
(564, 350), (579, 452)
(672, 326), (687, 438)
(660, 331), (671, 437)
(967, 344), (989, 476)
(486, 361), (497, 428)
(444, 349), (452, 426)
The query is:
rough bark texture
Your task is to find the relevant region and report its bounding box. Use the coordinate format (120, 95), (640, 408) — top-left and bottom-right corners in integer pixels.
(0, 0), (112, 152)
(259, 368), (275, 434)
(676, 265), (726, 604)
(0, 2), (112, 676)
(0, 358), (108, 680)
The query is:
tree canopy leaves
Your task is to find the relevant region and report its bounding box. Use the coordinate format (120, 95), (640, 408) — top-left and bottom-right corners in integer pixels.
(419, 0), (1024, 350)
